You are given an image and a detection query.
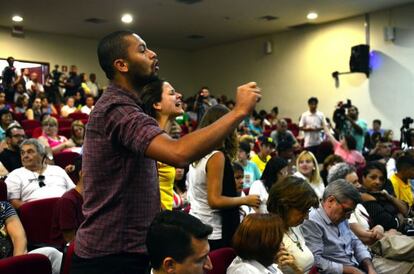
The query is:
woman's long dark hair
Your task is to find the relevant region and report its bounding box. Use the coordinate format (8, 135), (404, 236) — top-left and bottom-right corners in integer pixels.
(261, 157), (288, 191)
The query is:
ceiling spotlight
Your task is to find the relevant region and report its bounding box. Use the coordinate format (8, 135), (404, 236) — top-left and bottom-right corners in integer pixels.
(307, 12), (318, 20)
(121, 14), (133, 24)
(12, 15), (23, 22)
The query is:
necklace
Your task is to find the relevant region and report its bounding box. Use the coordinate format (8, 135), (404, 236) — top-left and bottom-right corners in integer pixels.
(287, 228), (303, 252)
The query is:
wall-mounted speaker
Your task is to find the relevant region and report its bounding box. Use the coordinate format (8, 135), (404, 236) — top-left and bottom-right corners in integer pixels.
(349, 44), (370, 76)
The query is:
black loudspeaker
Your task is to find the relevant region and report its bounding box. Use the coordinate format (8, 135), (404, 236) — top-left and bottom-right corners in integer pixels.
(349, 44), (370, 76)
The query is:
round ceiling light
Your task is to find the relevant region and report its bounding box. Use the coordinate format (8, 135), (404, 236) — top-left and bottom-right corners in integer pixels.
(12, 15), (23, 22)
(307, 12), (318, 20)
(121, 14), (133, 24)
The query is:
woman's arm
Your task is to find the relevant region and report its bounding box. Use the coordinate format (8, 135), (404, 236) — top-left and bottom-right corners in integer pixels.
(206, 152), (260, 209)
(5, 215), (27, 256)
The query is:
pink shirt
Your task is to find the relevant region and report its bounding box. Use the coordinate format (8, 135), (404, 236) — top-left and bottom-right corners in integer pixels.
(333, 140), (365, 168)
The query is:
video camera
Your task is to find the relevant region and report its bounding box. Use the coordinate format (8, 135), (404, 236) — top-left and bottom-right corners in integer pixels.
(333, 99), (352, 131)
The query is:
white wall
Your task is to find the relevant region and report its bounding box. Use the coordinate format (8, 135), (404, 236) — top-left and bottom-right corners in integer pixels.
(0, 27), (195, 93)
(190, 3), (414, 138)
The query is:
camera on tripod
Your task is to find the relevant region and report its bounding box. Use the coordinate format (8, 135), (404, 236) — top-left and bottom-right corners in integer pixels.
(333, 99), (352, 131)
(400, 117), (414, 149)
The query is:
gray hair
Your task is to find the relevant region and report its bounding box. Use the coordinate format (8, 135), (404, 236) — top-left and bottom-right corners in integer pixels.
(327, 163), (356, 184)
(20, 138), (46, 157)
(322, 179), (361, 204)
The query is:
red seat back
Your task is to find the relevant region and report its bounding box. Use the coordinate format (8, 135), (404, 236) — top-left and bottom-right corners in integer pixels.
(60, 241), (75, 274)
(207, 247), (236, 274)
(57, 118), (73, 128)
(58, 127), (72, 139)
(32, 127), (44, 138)
(0, 253), (52, 274)
(12, 112), (26, 123)
(54, 151), (80, 169)
(68, 112), (89, 121)
(18, 198), (62, 248)
(21, 120), (42, 137)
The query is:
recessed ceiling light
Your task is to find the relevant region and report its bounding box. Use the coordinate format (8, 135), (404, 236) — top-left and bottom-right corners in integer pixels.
(307, 12), (318, 20)
(121, 14), (133, 24)
(12, 15), (23, 22)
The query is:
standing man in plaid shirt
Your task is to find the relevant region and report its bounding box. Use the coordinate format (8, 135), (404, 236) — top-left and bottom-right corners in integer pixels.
(71, 30), (262, 274)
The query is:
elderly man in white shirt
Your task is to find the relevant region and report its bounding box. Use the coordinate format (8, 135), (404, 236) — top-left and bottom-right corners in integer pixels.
(5, 138), (75, 209)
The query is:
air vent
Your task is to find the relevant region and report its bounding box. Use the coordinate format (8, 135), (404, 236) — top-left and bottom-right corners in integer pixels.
(187, 34), (205, 39)
(176, 0), (202, 4)
(258, 15), (278, 21)
(84, 18), (107, 24)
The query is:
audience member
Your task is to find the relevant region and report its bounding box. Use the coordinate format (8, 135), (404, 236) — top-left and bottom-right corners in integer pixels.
(14, 94), (30, 114)
(299, 97), (324, 156)
(294, 150), (325, 200)
(72, 30), (261, 274)
(60, 96), (78, 118)
(269, 106), (279, 127)
(38, 117), (75, 154)
(326, 162), (360, 189)
(0, 125), (25, 174)
(276, 140), (296, 163)
(5, 138), (75, 208)
(80, 95), (94, 115)
(323, 122), (366, 168)
(140, 79), (184, 210)
(69, 120), (85, 153)
(236, 141), (261, 188)
(248, 114), (263, 137)
(368, 119), (384, 137)
(51, 157), (84, 243)
(0, 201), (63, 274)
(338, 105), (368, 152)
(267, 176), (319, 273)
(146, 210), (213, 274)
(65, 65), (80, 97)
(194, 86), (217, 122)
(86, 73), (100, 98)
(0, 108), (15, 142)
(250, 136), (274, 173)
(228, 213), (298, 274)
(188, 105), (260, 250)
(25, 72), (45, 98)
(390, 155), (414, 207)
(320, 154), (344, 186)
(270, 119), (300, 149)
(40, 96), (58, 116)
(0, 91), (12, 111)
(366, 137), (393, 164)
(301, 179), (377, 274)
(1, 57), (18, 102)
(249, 157), (288, 213)
(25, 97), (43, 121)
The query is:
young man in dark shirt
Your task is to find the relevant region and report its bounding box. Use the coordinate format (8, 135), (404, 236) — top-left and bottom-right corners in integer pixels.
(0, 125), (25, 173)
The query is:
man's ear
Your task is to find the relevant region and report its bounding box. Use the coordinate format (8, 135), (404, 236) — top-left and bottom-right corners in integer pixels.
(113, 59), (129, 73)
(162, 257), (177, 273)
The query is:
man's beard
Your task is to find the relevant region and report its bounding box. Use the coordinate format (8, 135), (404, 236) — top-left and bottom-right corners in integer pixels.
(129, 72), (159, 92)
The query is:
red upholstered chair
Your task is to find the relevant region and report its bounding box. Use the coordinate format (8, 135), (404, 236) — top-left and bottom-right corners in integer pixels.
(18, 198), (63, 249)
(58, 127), (72, 139)
(12, 112), (26, 124)
(0, 253), (52, 274)
(54, 151), (79, 169)
(68, 112), (88, 121)
(287, 123), (300, 137)
(0, 177), (7, 201)
(60, 241), (75, 274)
(21, 119), (42, 137)
(207, 247), (236, 274)
(57, 118), (73, 128)
(32, 127), (44, 138)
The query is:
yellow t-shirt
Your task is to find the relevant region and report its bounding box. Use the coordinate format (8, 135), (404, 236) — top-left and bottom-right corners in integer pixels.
(250, 154), (271, 173)
(157, 162), (176, 210)
(390, 173), (413, 206)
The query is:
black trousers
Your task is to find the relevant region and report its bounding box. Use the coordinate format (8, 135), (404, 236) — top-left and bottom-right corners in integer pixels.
(70, 252), (150, 274)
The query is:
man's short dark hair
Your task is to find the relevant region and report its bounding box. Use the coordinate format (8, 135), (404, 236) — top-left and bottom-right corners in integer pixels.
(308, 97), (318, 104)
(396, 155), (414, 172)
(97, 30), (135, 80)
(5, 124), (24, 138)
(146, 210), (212, 270)
(239, 141), (251, 154)
(373, 119), (381, 125)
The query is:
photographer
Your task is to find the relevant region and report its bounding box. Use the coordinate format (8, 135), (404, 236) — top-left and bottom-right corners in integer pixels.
(333, 102), (367, 152)
(194, 86), (217, 122)
(400, 117), (414, 149)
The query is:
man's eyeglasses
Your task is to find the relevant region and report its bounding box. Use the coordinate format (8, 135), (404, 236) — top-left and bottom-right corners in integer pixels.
(335, 197), (354, 214)
(11, 134), (26, 139)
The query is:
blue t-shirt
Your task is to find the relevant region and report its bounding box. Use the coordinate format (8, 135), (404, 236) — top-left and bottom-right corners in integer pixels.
(242, 161), (262, 188)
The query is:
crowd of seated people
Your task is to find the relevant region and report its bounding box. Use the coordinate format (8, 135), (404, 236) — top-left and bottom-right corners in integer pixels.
(4, 57), (414, 273)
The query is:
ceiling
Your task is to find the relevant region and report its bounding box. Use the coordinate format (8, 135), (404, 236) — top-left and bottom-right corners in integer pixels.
(2, 0), (414, 50)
